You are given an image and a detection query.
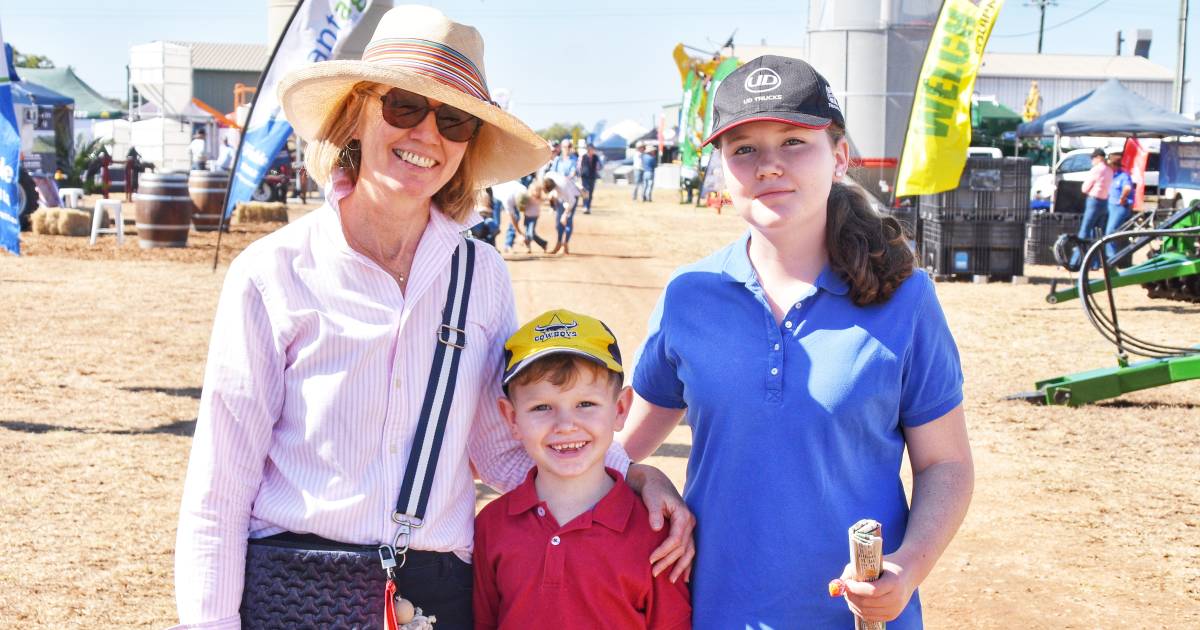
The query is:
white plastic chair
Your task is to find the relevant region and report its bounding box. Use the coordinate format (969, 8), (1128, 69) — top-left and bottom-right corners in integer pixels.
(59, 187), (84, 208)
(90, 199), (124, 246)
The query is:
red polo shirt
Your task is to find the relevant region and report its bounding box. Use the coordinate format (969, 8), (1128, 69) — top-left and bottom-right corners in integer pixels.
(473, 467), (691, 629)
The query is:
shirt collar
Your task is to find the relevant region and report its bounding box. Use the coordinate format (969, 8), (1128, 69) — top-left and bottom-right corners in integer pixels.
(507, 466), (635, 533)
(720, 231), (849, 296)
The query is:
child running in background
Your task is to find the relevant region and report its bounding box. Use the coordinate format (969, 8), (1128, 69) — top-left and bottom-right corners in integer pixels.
(473, 309), (692, 630)
(492, 178), (553, 254)
(469, 187), (501, 247)
(543, 170), (581, 255)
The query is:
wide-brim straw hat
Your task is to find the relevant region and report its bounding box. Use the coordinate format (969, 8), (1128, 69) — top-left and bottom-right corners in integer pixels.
(279, 5), (551, 187)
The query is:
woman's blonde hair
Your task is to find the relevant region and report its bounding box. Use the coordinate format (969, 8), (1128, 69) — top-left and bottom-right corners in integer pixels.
(304, 81), (485, 221)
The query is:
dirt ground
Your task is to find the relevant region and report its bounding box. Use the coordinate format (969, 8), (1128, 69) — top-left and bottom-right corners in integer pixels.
(1, 184), (1197, 628)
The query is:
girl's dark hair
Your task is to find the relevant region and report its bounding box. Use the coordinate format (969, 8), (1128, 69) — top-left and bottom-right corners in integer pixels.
(825, 125), (914, 306)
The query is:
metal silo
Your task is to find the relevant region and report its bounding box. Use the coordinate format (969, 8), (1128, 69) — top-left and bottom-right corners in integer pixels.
(807, 0), (941, 200)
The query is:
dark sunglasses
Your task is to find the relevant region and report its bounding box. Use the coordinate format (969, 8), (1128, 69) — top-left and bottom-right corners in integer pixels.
(379, 88), (482, 143)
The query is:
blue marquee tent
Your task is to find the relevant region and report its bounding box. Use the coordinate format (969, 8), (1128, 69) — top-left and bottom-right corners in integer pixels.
(1017, 79), (1200, 138)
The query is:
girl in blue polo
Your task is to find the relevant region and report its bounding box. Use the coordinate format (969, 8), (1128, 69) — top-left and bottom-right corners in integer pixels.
(619, 55), (974, 629)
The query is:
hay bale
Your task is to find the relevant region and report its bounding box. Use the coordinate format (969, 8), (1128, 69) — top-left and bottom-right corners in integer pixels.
(56, 209), (92, 236)
(31, 208), (50, 234)
(232, 201), (289, 224)
(30, 208), (92, 236)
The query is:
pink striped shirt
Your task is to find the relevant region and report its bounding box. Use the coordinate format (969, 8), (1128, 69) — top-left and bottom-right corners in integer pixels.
(1081, 162), (1112, 200)
(173, 177), (629, 629)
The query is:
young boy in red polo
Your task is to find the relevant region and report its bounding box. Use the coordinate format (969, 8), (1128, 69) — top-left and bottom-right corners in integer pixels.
(473, 309), (692, 629)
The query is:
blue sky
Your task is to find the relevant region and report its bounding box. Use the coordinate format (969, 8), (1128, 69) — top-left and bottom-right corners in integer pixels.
(0, 0), (1193, 131)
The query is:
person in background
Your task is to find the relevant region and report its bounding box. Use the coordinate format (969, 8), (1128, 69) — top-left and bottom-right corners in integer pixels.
(469, 187), (501, 247)
(640, 144), (658, 202)
(1104, 151), (1135, 265)
(520, 177), (554, 253)
(188, 130), (208, 171)
(578, 143), (602, 214)
(544, 169), (580, 255)
(631, 143), (645, 202)
(1072, 147), (1112, 269)
(491, 179), (526, 254)
(547, 138), (578, 179)
(214, 138), (235, 172)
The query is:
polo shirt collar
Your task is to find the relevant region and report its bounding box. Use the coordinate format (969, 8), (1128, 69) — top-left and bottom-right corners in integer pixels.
(507, 466), (634, 533)
(720, 231), (849, 296)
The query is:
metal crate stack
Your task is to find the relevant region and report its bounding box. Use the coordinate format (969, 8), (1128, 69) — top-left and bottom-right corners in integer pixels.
(1025, 210), (1084, 265)
(918, 157), (1031, 279)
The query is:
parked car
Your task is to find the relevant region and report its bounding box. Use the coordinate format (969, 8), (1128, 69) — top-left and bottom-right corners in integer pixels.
(1031, 147), (1159, 201)
(966, 146), (1003, 158)
(600, 158), (635, 184)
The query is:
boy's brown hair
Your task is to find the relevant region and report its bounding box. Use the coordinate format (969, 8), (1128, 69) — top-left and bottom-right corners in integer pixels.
(505, 354), (623, 398)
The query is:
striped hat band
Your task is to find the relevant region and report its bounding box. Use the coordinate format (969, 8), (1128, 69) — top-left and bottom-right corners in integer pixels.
(363, 38), (491, 103)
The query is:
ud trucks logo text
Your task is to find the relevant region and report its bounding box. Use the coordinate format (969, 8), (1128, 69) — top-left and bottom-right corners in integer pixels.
(534, 315), (579, 342)
(744, 68), (782, 93)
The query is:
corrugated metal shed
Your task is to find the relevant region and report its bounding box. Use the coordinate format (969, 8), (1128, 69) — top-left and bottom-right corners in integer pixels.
(166, 41), (267, 73)
(980, 52), (1174, 80)
(977, 52), (1177, 115)
(192, 70), (261, 114)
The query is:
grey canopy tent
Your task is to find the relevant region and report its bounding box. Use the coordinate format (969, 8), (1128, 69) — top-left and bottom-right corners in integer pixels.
(1017, 78), (1200, 138)
(1016, 79), (1200, 188)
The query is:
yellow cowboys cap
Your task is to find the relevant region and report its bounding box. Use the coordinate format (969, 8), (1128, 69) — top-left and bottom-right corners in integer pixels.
(503, 309), (623, 384)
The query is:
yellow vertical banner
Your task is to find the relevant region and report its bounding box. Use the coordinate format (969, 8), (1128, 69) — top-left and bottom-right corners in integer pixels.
(895, 0), (1004, 197)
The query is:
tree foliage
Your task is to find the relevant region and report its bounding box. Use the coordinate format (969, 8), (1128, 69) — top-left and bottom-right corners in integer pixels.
(12, 48), (55, 69)
(537, 122), (585, 144)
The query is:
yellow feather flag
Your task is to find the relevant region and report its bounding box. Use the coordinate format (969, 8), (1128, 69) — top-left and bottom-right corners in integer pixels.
(895, 0), (1004, 197)
(672, 43), (693, 85)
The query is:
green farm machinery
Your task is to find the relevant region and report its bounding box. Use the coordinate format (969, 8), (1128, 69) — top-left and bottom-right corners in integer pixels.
(1020, 204), (1200, 406)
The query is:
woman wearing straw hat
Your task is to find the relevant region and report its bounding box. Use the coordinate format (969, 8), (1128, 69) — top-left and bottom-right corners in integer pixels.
(173, 7), (693, 629)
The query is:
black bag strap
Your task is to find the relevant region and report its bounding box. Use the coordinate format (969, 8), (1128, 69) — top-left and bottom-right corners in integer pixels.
(396, 237), (475, 521)
(379, 238), (475, 576)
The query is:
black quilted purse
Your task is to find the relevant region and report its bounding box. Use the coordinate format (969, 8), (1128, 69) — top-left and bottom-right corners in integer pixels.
(241, 535), (384, 629)
(238, 239), (477, 630)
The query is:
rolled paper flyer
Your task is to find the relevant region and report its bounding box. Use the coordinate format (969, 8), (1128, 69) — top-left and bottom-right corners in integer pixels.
(849, 519), (884, 630)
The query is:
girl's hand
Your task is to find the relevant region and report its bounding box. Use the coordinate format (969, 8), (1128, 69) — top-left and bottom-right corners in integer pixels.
(626, 463), (695, 582)
(837, 557), (917, 622)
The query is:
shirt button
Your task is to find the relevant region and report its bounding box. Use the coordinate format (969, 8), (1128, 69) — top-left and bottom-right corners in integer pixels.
(795, 302), (802, 309)
(537, 507), (546, 517)
(394, 378), (403, 388)
(773, 343), (780, 351)
(785, 321), (793, 329)
(770, 367), (779, 376)
(550, 536), (561, 546)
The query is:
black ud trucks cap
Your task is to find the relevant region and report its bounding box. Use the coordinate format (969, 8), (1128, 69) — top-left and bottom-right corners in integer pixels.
(702, 54), (845, 147)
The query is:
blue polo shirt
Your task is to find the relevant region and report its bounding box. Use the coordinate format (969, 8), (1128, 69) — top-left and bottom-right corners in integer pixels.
(633, 232), (963, 629)
(1109, 169), (1133, 208)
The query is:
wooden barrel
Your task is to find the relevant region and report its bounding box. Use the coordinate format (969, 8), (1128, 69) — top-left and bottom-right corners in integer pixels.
(134, 172), (192, 248)
(189, 170), (228, 232)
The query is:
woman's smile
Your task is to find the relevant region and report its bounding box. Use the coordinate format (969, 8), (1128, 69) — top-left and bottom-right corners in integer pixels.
(392, 148), (438, 169)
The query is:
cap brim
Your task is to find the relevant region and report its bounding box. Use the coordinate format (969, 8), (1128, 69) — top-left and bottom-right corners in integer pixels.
(701, 113), (832, 147)
(279, 62), (552, 187)
(502, 347), (622, 385)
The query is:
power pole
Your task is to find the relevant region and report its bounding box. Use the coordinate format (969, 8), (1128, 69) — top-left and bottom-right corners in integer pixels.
(1026, 0), (1058, 54)
(1175, 0), (1189, 113)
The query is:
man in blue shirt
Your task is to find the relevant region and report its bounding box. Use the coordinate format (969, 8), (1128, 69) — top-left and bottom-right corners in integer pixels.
(547, 139), (578, 178)
(1104, 152), (1135, 264)
(640, 145), (658, 202)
